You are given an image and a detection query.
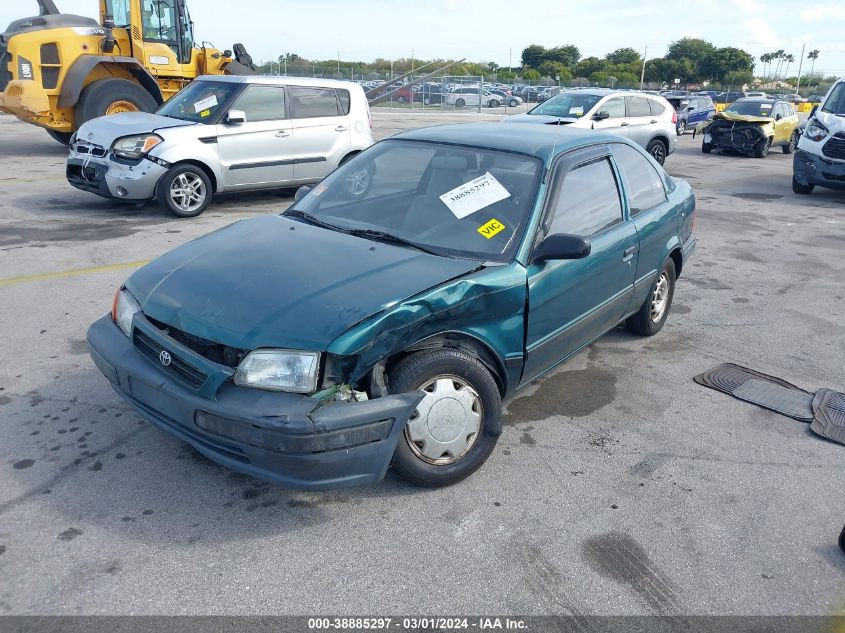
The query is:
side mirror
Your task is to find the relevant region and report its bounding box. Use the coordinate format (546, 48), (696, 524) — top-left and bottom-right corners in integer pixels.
(592, 110), (610, 121)
(775, 114), (782, 121)
(294, 185), (311, 202)
(686, 106), (695, 112)
(225, 109), (246, 124)
(530, 234), (591, 264)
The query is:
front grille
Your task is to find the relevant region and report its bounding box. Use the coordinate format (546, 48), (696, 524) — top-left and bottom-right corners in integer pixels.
(66, 163), (102, 182)
(40, 43), (59, 65)
(822, 134), (845, 161)
(73, 142), (107, 157)
(146, 316), (246, 368)
(822, 171), (845, 182)
(133, 329), (208, 389)
(41, 67), (59, 90)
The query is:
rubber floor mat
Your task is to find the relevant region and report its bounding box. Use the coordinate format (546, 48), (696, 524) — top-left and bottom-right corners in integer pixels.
(694, 363), (814, 421)
(810, 389), (845, 445)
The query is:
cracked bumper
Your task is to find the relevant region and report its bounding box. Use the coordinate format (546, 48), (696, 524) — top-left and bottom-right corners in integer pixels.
(86, 315), (422, 490)
(66, 154), (167, 201)
(793, 149), (845, 190)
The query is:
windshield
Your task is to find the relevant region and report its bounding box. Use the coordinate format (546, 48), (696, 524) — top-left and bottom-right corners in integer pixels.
(287, 140), (542, 263)
(821, 83), (845, 115)
(725, 101), (774, 117)
(156, 81), (240, 122)
(105, 0), (130, 26)
(529, 93), (602, 119)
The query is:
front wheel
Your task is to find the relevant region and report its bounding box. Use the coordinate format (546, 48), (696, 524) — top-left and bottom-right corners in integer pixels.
(489, 99), (500, 108)
(509, 99), (518, 107)
(396, 95), (407, 104)
(754, 137), (771, 158)
(455, 98), (465, 109)
(626, 258), (676, 336)
(74, 78), (158, 129)
(389, 349), (501, 487)
(676, 120), (686, 136)
(792, 176), (814, 194)
(156, 164), (212, 218)
(702, 141), (713, 153)
(646, 138), (668, 165)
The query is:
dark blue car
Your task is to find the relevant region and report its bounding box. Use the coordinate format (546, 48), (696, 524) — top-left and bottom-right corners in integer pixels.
(668, 96), (716, 135)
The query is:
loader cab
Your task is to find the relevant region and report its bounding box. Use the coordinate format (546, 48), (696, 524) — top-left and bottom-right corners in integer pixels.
(103, 0), (195, 66)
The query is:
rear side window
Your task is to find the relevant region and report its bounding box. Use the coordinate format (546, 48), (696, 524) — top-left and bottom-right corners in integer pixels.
(626, 96), (652, 117)
(649, 100), (666, 116)
(548, 158), (623, 237)
(611, 144), (666, 215)
(337, 89), (351, 115)
(232, 85), (286, 122)
(290, 86), (342, 118)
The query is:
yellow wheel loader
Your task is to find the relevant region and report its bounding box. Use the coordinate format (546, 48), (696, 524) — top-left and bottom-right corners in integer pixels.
(0, 0), (256, 144)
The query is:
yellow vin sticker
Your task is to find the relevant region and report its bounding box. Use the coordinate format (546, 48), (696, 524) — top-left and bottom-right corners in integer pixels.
(478, 218), (506, 239)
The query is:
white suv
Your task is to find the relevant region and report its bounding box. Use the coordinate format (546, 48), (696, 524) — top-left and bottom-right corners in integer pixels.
(66, 76), (373, 217)
(445, 87), (505, 108)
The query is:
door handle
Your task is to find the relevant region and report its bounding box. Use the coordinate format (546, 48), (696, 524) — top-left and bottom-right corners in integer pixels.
(335, 125), (348, 132)
(650, 119), (658, 124)
(620, 122), (629, 127)
(275, 130), (289, 138)
(622, 246), (637, 262)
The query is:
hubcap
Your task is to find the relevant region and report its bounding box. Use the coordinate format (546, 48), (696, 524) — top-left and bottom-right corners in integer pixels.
(345, 168), (369, 195)
(650, 272), (670, 322)
(405, 375), (482, 465)
(677, 121), (685, 134)
(169, 172), (206, 213)
(105, 100), (139, 116)
(651, 143), (666, 164)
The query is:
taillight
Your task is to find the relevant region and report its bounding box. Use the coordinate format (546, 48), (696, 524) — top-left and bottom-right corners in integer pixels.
(111, 287), (121, 322)
(671, 110), (678, 125)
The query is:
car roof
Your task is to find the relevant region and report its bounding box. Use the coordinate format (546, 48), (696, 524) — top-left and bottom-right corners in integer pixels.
(194, 75), (359, 89)
(733, 98), (780, 104)
(391, 123), (634, 163)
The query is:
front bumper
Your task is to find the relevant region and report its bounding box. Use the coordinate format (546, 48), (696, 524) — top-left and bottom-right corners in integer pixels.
(87, 315), (422, 490)
(793, 149), (845, 190)
(66, 151), (168, 201)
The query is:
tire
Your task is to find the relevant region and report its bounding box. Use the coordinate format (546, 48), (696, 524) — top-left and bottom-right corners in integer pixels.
(74, 78), (158, 129)
(702, 141), (713, 154)
(396, 95), (407, 104)
(46, 129), (73, 145)
(839, 525), (845, 554)
(156, 164), (213, 218)
(455, 98), (465, 109)
(782, 131), (798, 154)
(389, 348), (501, 487)
(489, 99), (500, 108)
(625, 258), (676, 337)
(646, 138), (668, 165)
(792, 176), (814, 194)
(754, 137), (771, 158)
(676, 119), (686, 136)
(509, 99), (518, 107)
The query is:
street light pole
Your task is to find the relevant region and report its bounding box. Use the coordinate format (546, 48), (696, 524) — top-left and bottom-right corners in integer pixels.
(283, 52), (287, 77)
(640, 44), (647, 90)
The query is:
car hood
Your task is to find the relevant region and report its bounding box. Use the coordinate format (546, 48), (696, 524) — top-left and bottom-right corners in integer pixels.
(711, 111), (774, 124)
(75, 111), (198, 147)
(125, 214), (481, 352)
(503, 113), (578, 124)
(814, 108), (845, 134)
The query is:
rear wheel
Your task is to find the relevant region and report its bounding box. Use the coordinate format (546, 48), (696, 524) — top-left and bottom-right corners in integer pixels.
(489, 99), (500, 108)
(396, 95), (407, 104)
(647, 138), (668, 165)
(46, 129), (73, 145)
(754, 137), (771, 158)
(455, 98), (465, 109)
(676, 119), (686, 136)
(156, 164), (212, 218)
(389, 349), (501, 487)
(74, 78), (158, 129)
(509, 98), (518, 107)
(792, 176), (814, 194)
(782, 131), (798, 154)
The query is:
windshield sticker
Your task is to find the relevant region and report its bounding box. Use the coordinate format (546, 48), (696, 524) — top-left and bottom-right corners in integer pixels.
(199, 109), (211, 118)
(193, 94), (218, 113)
(477, 218), (506, 239)
(569, 106), (584, 116)
(440, 172), (511, 219)
(312, 184), (328, 196)
(760, 104), (772, 109)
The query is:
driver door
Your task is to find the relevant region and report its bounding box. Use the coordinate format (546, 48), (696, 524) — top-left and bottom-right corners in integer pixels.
(590, 96), (628, 137)
(523, 147), (638, 384)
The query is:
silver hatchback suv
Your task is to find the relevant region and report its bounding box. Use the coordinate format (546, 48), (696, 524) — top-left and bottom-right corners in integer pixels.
(503, 89), (678, 165)
(67, 76), (373, 217)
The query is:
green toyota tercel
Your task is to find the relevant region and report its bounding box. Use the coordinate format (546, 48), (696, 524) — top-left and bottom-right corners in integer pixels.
(87, 123), (696, 490)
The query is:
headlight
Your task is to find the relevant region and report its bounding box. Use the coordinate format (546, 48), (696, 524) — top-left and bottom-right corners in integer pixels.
(804, 121), (828, 142)
(111, 134), (163, 159)
(234, 350), (320, 393)
(111, 288), (141, 337)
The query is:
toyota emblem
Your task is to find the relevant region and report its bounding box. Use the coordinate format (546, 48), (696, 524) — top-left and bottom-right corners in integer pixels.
(159, 350), (172, 367)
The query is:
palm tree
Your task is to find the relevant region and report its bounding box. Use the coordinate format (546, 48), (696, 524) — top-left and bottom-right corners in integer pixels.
(783, 54), (795, 85)
(808, 49), (820, 84)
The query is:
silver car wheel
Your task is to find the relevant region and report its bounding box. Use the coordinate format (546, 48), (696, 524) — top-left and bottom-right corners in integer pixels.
(345, 168), (370, 196)
(169, 172), (206, 214)
(405, 375), (483, 465)
(650, 272), (670, 323)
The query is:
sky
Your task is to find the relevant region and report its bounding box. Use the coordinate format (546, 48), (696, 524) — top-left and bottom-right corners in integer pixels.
(3, 0), (845, 77)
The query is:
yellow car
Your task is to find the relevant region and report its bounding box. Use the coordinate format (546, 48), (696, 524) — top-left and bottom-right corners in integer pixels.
(697, 98), (801, 158)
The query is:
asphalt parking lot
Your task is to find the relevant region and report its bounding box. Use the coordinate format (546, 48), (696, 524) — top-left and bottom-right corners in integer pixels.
(1, 109), (844, 616)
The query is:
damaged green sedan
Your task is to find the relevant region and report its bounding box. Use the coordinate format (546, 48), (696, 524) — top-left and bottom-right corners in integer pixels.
(87, 124), (696, 490)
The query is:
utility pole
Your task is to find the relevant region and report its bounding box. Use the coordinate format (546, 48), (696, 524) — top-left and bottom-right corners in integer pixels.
(640, 44), (647, 90)
(337, 51), (340, 80)
(283, 53), (287, 76)
(796, 43), (806, 92)
(509, 47), (512, 76)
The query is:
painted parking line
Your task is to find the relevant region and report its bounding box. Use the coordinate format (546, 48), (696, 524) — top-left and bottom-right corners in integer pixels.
(0, 260), (150, 288)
